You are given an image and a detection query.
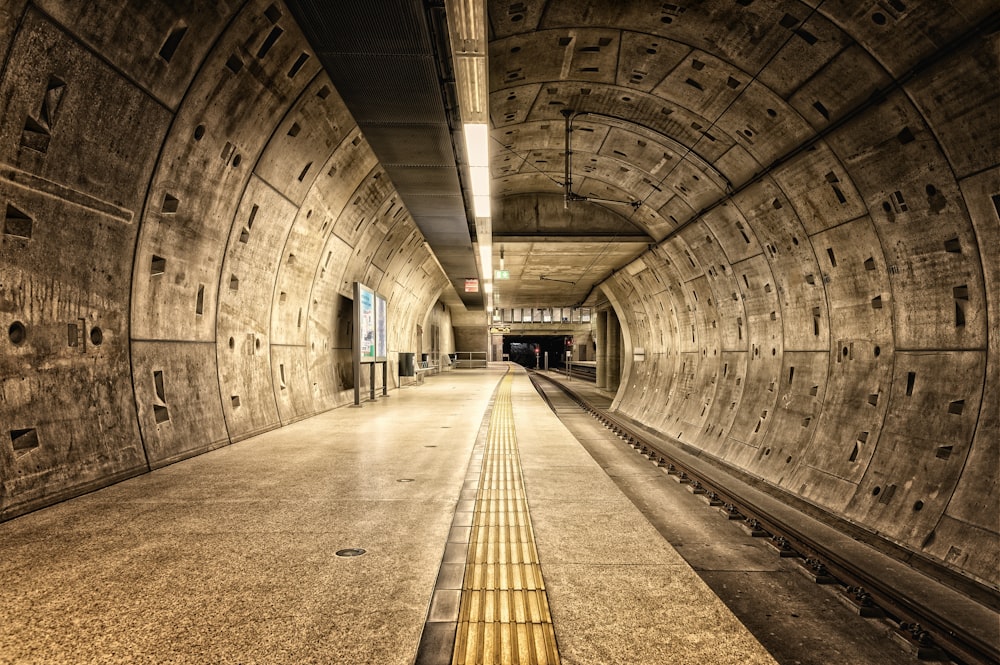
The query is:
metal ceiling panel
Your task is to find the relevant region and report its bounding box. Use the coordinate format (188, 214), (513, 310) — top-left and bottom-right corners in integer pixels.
(359, 125), (456, 167)
(422, 230), (481, 247)
(285, 0), (483, 309)
(400, 195), (467, 218)
(290, 0), (432, 55)
(383, 165), (462, 194)
(317, 54), (446, 125)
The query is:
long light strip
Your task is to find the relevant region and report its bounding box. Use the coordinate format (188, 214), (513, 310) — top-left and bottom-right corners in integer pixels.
(447, 0), (491, 315)
(479, 244), (492, 285)
(465, 124), (491, 218)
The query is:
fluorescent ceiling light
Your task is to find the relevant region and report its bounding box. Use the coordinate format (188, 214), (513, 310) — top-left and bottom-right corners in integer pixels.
(464, 124), (489, 166)
(473, 194), (491, 218)
(446, 0), (490, 317)
(470, 165), (490, 192)
(479, 244), (492, 273)
(464, 125), (491, 218)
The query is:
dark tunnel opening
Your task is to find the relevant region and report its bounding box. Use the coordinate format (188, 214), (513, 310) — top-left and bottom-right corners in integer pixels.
(504, 334), (574, 369)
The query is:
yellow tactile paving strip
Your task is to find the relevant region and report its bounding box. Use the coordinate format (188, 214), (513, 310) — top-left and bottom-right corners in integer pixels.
(452, 373), (561, 665)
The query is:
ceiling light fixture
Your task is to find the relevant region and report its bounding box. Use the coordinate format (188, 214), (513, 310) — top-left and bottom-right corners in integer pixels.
(479, 244), (492, 281)
(445, 0), (491, 313)
(465, 123), (491, 218)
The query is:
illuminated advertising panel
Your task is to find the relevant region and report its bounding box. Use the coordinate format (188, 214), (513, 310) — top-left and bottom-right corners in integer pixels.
(355, 282), (376, 363)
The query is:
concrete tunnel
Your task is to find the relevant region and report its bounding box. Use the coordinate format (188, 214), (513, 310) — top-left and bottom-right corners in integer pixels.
(0, 0), (997, 649)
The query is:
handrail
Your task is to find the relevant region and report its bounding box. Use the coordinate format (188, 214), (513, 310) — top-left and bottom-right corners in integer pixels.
(452, 351), (488, 369)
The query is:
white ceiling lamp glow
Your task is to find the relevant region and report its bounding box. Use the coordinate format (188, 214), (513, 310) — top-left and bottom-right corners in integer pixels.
(464, 123), (490, 165)
(465, 124), (491, 220)
(479, 244), (492, 281)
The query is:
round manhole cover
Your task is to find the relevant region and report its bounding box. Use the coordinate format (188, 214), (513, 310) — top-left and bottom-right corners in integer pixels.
(335, 548), (366, 557)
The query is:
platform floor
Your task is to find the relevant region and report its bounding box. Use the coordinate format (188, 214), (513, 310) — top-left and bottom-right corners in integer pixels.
(0, 365), (775, 664)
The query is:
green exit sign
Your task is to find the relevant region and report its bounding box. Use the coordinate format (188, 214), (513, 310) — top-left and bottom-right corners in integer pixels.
(494, 270), (510, 279)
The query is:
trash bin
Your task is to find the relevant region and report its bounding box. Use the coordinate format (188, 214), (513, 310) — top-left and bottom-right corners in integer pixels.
(399, 352), (415, 377)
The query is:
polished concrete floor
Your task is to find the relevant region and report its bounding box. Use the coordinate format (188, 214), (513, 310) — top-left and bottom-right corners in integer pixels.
(0, 366), (775, 664)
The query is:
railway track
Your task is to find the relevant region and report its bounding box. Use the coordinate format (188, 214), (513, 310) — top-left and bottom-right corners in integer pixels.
(549, 364), (597, 382)
(528, 370), (1000, 665)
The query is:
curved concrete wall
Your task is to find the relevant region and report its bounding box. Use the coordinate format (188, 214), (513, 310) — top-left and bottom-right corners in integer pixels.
(600, 27), (998, 589)
(1, 0), (996, 601)
(0, 0), (447, 519)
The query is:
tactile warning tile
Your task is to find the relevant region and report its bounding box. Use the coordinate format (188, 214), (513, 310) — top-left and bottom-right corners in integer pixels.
(453, 373), (561, 665)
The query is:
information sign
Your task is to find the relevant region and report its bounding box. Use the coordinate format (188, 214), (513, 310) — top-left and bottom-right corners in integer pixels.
(356, 283), (376, 363)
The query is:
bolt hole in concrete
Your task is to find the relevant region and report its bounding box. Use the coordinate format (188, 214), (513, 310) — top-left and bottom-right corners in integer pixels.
(8, 321), (26, 345)
(335, 548), (366, 557)
(90, 327), (103, 345)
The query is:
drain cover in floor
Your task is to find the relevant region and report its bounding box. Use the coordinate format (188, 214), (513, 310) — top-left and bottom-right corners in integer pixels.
(335, 548), (366, 557)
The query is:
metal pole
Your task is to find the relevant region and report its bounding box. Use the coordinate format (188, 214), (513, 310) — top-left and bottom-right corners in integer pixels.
(353, 282), (361, 406)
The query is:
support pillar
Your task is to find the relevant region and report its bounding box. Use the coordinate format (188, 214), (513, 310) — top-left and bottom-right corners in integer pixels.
(607, 308), (621, 393)
(595, 309), (608, 389)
